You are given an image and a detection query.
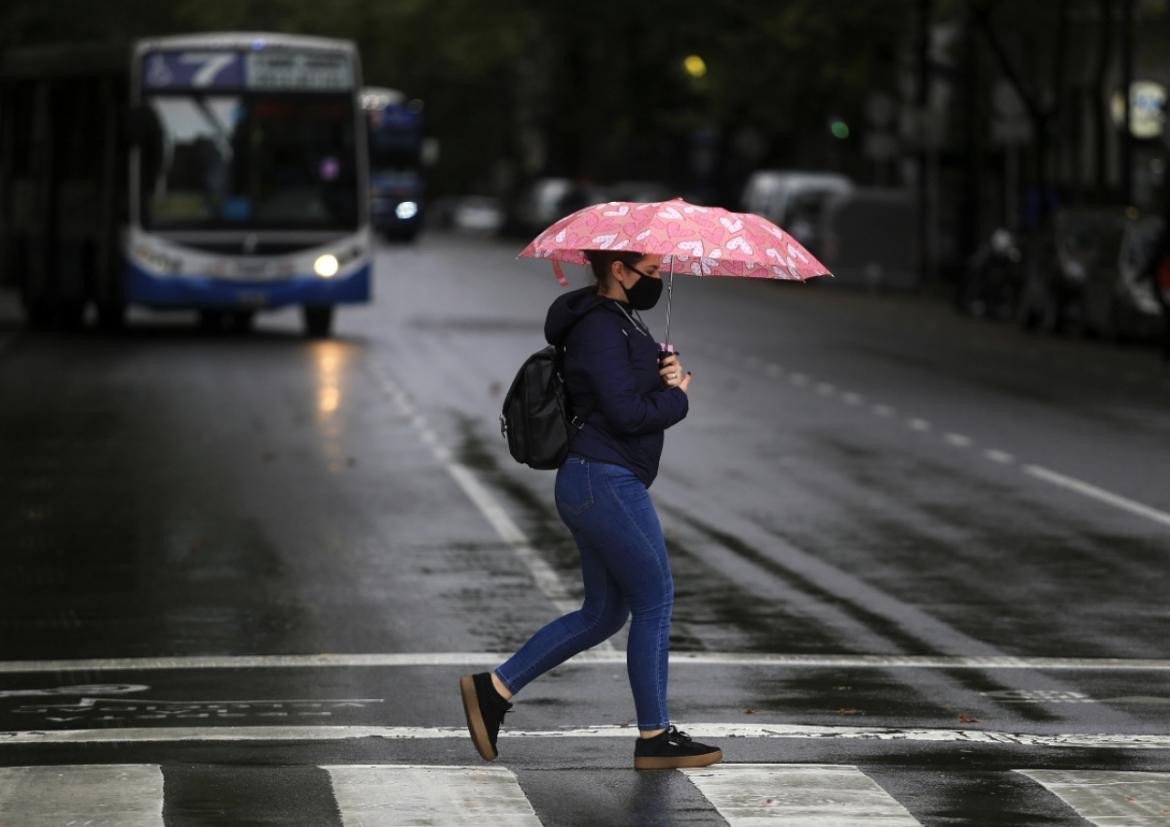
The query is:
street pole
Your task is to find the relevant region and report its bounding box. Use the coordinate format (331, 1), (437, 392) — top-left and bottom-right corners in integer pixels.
(916, 0), (932, 287)
(1120, 0), (1134, 205)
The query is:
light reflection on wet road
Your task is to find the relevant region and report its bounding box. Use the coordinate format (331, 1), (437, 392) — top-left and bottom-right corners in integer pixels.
(1, 233), (1169, 825)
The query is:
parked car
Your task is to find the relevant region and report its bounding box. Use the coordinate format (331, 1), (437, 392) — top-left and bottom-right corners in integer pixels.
(1017, 207), (1126, 336)
(741, 170), (853, 255)
(817, 188), (917, 289)
(505, 178), (607, 238)
(452, 196), (505, 234)
(1083, 214), (1166, 343)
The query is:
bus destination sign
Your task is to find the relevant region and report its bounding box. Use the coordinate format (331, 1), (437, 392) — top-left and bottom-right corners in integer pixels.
(143, 50), (352, 91)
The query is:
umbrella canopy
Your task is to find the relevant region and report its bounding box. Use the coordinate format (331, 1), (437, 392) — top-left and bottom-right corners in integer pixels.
(519, 197), (831, 285)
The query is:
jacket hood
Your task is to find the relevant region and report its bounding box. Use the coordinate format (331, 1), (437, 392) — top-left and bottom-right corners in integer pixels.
(544, 286), (611, 345)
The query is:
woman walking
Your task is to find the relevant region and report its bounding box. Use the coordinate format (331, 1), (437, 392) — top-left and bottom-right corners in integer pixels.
(459, 249), (722, 770)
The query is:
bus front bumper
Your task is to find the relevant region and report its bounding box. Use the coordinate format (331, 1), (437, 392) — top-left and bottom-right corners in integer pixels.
(124, 263), (371, 309)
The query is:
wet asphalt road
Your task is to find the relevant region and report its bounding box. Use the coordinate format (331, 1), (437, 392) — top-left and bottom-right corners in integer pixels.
(1, 233), (1170, 825)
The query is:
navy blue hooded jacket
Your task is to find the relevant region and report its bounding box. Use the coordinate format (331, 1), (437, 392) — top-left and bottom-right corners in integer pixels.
(544, 287), (688, 487)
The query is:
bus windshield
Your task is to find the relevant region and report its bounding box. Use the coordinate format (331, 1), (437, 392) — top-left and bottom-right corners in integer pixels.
(140, 93), (359, 231)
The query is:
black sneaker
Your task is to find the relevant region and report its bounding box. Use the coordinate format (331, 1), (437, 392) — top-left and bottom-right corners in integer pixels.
(634, 726), (723, 770)
(459, 672), (512, 760)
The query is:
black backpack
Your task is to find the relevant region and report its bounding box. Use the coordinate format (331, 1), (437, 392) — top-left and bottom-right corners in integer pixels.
(500, 345), (592, 470)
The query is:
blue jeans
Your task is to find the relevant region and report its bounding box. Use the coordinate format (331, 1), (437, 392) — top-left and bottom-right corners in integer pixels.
(495, 455), (674, 729)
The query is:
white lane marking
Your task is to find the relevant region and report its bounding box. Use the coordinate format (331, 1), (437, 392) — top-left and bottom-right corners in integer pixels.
(0, 764), (163, 826)
(841, 392), (864, 406)
(369, 370), (601, 639)
(325, 765), (540, 826)
(714, 344), (1170, 531)
(765, 362), (784, 378)
(1016, 770), (1170, 826)
(4, 652), (1170, 674)
(682, 764), (920, 826)
(445, 463), (592, 619)
(1024, 465), (1170, 529)
(7, 724), (1170, 750)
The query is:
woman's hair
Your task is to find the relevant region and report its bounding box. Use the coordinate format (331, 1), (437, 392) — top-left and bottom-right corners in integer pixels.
(585, 250), (645, 285)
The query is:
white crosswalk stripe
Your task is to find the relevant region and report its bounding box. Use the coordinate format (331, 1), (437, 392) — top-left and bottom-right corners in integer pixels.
(0, 764), (164, 826)
(323, 764), (541, 826)
(1015, 769), (1170, 826)
(681, 764), (921, 825)
(3, 761), (1170, 824)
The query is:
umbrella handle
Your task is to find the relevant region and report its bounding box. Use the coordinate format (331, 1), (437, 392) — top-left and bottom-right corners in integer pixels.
(663, 259), (675, 346)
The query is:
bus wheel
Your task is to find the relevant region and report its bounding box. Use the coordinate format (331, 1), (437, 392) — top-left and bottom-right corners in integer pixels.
(302, 305), (334, 338)
(198, 309), (225, 332)
(228, 310), (255, 333)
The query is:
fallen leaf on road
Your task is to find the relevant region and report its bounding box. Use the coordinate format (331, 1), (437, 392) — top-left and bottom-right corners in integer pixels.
(743, 708), (757, 715)
(958, 714), (980, 723)
(837, 708), (860, 716)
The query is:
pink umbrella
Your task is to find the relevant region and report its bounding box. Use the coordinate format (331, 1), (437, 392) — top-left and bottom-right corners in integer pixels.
(519, 197), (830, 344)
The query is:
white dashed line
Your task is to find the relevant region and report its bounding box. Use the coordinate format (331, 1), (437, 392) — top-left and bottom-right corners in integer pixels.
(765, 362), (784, 378)
(707, 343), (1170, 531)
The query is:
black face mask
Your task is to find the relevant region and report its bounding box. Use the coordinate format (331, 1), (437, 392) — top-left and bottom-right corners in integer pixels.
(621, 268), (664, 310)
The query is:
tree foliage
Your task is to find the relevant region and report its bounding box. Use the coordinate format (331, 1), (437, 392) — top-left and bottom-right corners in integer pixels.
(2, 0), (912, 196)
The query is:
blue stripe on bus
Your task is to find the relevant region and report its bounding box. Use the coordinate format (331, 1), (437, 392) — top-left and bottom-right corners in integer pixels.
(124, 262), (371, 307)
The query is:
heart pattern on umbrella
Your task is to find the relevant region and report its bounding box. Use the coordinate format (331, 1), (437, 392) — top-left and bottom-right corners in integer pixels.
(521, 198), (828, 281)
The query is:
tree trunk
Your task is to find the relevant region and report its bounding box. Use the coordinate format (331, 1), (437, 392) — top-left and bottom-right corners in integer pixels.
(1092, 0), (1114, 198)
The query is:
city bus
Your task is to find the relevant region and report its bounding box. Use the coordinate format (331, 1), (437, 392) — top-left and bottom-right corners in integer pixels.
(0, 33), (371, 336)
(363, 86), (426, 241)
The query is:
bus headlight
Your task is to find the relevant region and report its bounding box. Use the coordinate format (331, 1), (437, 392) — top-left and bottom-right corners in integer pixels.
(395, 201), (419, 220)
(314, 254), (340, 278)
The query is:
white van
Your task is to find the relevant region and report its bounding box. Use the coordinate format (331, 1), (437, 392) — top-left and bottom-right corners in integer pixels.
(740, 170), (853, 254)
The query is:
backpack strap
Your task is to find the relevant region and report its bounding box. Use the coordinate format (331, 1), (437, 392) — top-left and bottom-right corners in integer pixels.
(557, 299), (629, 432)
(556, 344), (596, 432)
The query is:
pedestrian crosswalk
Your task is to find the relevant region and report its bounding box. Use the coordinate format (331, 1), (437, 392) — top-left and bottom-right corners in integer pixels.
(0, 764), (164, 827)
(681, 764), (920, 825)
(323, 765), (541, 826)
(2, 762), (1170, 825)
